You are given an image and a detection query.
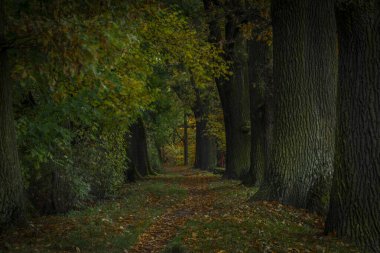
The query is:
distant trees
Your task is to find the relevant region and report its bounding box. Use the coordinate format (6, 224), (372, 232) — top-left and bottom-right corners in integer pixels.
(171, 71), (220, 171)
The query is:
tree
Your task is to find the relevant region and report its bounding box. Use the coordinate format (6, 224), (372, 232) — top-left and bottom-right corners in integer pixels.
(125, 117), (152, 181)
(254, 0), (338, 213)
(183, 113), (189, 166)
(203, 0), (251, 179)
(170, 67), (219, 171)
(192, 99), (217, 171)
(159, 0), (221, 170)
(0, 0), (25, 228)
(189, 74), (218, 171)
(325, 1), (380, 252)
(245, 39), (271, 186)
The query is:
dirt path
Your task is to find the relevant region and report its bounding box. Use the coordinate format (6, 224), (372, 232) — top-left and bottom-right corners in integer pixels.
(129, 167), (218, 253)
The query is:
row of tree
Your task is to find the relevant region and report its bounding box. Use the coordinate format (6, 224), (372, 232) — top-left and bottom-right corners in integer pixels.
(0, 0), (379, 252)
(193, 0), (379, 252)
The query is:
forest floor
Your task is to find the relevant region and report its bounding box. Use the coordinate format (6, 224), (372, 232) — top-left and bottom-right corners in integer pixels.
(0, 167), (360, 253)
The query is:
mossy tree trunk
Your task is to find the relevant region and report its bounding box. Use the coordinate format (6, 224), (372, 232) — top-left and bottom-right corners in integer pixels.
(325, 1), (380, 252)
(125, 117), (151, 181)
(0, 0), (24, 228)
(254, 0), (338, 213)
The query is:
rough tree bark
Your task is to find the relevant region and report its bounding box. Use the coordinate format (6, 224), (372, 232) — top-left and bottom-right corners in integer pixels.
(125, 117), (151, 181)
(245, 39), (270, 186)
(203, 0), (251, 179)
(325, 1), (380, 252)
(254, 0), (338, 213)
(0, 0), (25, 228)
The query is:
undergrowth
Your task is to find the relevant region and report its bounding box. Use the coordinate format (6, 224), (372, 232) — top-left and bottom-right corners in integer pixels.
(0, 180), (186, 253)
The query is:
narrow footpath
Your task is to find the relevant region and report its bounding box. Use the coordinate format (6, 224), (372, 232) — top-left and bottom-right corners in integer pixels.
(129, 167), (218, 253)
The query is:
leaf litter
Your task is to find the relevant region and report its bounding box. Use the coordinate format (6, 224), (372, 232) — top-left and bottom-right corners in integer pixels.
(0, 167), (359, 253)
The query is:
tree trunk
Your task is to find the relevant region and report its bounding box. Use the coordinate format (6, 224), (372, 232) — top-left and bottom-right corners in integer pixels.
(254, 0), (338, 213)
(221, 16), (251, 180)
(203, 0), (251, 179)
(245, 39), (269, 186)
(125, 117), (151, 181)
(0, 0), (25, 228)
(325, 2), (380, 252)
(50, 168), (74, 214)
(183, 113), (188, 166)
(193, 112), (217, 171)
(190, 70), (217, 171)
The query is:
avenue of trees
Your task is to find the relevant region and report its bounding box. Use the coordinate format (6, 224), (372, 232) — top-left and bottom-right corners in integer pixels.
(0, 0), (379, 252)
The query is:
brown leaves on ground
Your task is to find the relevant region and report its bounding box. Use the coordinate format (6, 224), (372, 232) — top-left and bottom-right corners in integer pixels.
(161, 168), (359, 253)
(129, 167), (218, 253)
(0, 166), (360, 253)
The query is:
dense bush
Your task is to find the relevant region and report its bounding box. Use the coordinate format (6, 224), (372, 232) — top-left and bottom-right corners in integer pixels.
(16, 92), (127, 214)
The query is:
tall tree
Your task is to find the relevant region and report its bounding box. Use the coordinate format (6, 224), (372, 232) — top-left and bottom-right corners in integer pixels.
(254, 0), (338, 213)
(0, 0), (25, 228)
(325, 1), (380, 252)
(203, 0), (251, 179)
(191, 78), (217, 171)
(245, 38), (271, 186)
